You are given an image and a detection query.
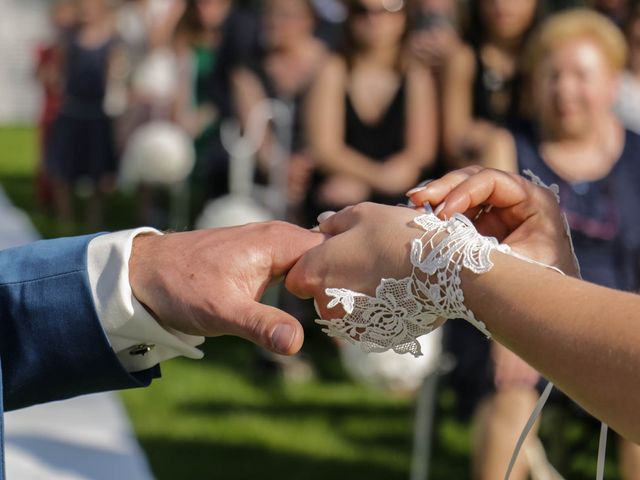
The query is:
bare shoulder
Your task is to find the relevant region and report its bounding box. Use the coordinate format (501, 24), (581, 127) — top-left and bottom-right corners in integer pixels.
(319, 54), (347, 77)
(312, 54), (348, 92)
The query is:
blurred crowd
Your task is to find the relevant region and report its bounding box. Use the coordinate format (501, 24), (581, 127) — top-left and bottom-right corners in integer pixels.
(30, 0), (640, 477)
(33, 0), (640, 230)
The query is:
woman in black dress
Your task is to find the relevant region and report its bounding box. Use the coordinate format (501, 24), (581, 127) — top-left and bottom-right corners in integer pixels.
(440, 0), (544, 167)
(304, 0), (438, 222)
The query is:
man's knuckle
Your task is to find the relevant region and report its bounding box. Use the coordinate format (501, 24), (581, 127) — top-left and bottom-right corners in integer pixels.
(242, 309), (266, 342)
(262, 220), (289, 236)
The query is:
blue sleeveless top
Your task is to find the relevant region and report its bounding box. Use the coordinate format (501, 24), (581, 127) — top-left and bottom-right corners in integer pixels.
(514, 125), (640, 291)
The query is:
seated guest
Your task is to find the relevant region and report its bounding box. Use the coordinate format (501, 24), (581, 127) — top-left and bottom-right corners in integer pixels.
(231, 0), (328, 213)
(305, 0), (438, 221)
(440, 0), (543, 167)
(172, 0), (233, 208)
(487, 10), (640, 478)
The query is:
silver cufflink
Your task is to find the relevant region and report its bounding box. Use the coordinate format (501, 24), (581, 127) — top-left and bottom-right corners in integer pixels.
(129, 344), (156, 356)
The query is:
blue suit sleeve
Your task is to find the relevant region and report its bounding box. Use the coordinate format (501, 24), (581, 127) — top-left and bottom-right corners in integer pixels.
(0, 234), (160, 411)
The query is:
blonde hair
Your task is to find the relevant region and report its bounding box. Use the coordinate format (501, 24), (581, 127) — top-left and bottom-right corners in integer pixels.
(524, 9), (628, 75)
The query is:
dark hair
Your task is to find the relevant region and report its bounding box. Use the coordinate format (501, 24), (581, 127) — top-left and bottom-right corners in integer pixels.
(626, 3), (640, 36)
(462, 0), (547, 48)
(340, 0), (411, 72)
(177, 0), (206, 45)
(262, 0), (317, 19)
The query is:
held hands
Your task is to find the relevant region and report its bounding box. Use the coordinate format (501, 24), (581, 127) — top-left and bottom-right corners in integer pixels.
(127, 167), (576, 357)
(128, 222), (324, 355)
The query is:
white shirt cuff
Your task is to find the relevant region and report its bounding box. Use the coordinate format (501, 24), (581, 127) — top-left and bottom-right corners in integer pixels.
(87, 228), (205, 372)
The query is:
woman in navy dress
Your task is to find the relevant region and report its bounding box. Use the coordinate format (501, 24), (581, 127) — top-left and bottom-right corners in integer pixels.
(47, 0), (121, 230)
(440, 0), (544, 168)
(485, 10), (640, 477)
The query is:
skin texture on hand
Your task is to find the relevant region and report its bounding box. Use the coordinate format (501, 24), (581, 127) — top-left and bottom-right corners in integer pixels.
(285, 203), (423, 319)
(408, 166), (579, 277)
(128, 222), (325, 355)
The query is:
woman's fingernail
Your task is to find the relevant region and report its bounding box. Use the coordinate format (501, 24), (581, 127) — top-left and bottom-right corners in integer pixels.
(271, 324), (295, 354)
(434, 202), (446, 216)
(317, 211), (336, 224)
(406, 186), (427, 196)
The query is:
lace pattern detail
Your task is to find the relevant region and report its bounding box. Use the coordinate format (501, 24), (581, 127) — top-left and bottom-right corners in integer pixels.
(316, 211), (510, 357)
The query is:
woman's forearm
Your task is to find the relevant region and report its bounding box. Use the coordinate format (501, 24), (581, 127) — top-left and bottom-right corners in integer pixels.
(314, 148), (426, 194)
(313, 145), (383, 186)
(463, 252), (640, 441)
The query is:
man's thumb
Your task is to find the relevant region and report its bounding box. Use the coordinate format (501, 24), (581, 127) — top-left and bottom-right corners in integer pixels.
(234, 300), (304, 355)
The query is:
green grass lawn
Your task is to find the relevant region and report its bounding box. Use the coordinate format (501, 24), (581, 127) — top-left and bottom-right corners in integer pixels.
(0, 125), (618, 479)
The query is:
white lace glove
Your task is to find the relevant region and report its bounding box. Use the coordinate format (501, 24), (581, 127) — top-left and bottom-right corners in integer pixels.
(316, 205), (511, 357)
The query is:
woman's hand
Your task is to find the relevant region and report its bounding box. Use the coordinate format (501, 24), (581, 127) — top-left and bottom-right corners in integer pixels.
(285, 203), (422, 318)
(410, 26), (459, 68)
(408, 166), (579, 277)
(375, 155), (423, 196)
(287, 153), (314, 205)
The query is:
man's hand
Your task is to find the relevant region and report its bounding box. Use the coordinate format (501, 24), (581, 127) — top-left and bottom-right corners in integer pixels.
(128, 222), (325, 355)
(408, 166), (579, 277)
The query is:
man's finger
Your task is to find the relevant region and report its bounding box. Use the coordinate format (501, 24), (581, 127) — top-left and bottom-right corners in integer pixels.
(268, 223), (326, 276)
(231, 298), (305, 355)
